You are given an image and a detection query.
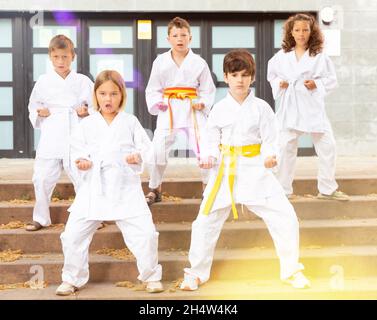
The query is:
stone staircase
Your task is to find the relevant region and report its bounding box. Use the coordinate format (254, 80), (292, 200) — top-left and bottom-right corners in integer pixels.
(1, 177), (377, 299)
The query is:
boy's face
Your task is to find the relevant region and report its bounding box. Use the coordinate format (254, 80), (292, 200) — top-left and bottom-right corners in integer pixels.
(96, 80), (124, 116)
(224, 69), (253, 98)
(167, 27), (192, 53)
(49, 48), (74, 77)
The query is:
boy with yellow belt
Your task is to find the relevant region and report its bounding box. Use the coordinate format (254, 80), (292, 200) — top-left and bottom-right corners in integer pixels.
(145, 17), (216, 204)
(180, 49), (310, 290)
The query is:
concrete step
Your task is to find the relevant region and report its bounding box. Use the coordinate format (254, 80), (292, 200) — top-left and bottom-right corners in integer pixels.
(1, 277), (377, 300)
(1, 246), (377, 284)
(2, 219), (377, 253)
(1, 177), (377, 201)
(1, 195), (377, 225)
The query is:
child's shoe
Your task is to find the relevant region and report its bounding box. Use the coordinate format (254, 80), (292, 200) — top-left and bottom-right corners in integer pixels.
(146, 281), (164, 293)
(55, 282), (78, 296)
(180, 273), (200, 291)
(317, 190), (350, 201)
(283, 271), (311, 289)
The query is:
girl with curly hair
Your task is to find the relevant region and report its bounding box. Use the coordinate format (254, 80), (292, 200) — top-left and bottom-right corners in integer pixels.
(267, 13), (349, 201)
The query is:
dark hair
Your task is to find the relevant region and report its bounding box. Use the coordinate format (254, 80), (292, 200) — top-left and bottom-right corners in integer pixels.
(167, 17), (191, 35)
(223, 49), (256, 79)
(48, 34), (75, 57)
(282, 13), (324, 56)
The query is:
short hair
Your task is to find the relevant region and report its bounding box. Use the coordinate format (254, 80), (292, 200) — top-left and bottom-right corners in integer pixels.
(282, 13), (324, 56)
(167, 17), (191, 35)
(93, 70), (127, 111)
(223, 49), (256, 79)
(48, 34), (75, 57)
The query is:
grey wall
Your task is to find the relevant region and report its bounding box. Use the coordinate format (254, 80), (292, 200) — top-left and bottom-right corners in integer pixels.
(1, 0), (376, 155)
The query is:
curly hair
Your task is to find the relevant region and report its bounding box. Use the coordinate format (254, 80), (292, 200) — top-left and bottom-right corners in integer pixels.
(282, 13), (324, 56)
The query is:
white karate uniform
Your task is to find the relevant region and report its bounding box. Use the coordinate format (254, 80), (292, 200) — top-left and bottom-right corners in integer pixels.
(28, 69), (94, 226)
(267, 49), (339, 195)
(184, 91), (304, 283)
(60, 111), (162, 288)
(145, 49), (216, 189)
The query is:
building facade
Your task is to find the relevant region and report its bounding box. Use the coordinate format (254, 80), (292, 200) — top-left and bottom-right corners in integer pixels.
(0, 0), (376, 158)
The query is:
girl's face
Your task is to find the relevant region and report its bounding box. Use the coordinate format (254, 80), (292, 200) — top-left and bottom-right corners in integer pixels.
(291, 20), (311, 47)
(96, 80), (124, 116)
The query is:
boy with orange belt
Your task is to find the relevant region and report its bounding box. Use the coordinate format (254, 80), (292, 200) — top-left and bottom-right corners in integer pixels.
(145, 17), (216, 205)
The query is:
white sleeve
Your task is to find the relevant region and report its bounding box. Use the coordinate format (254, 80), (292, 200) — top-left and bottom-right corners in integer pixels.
(28, 80), (43, 129)
(259, 103), (279, 163)
(133, 118), (153, 165)
(79, 77), (95, 115)
(70, 122), (91, 163)
(267, 55), (285, 100)
(197, 63), (216, 117)
(200, 109), (221, 161)
(313, 54), (338, 97)
(145, 59), (164, 115)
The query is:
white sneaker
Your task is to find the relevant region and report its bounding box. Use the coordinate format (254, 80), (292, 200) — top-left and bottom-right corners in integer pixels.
(317, 190), (350, 201)
(146, 281), (164, 293)
(283, 272), (311, 289)
(180, 274), (200, 291)
(55, 282), (78, 296)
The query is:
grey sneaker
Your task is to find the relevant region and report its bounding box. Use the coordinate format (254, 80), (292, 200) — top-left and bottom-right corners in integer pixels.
(317, 190), (350, 201)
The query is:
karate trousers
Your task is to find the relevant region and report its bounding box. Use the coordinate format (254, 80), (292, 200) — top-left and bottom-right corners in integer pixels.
(60, 212), (162, 288)
(276, 128), (338, 196)
(32, 158), (79, 226)
(148, 127), (209, 189)
(184, 194), (304, 283)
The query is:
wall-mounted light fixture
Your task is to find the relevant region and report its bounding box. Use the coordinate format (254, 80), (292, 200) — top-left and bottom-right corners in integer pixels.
(320, 6), (335, 25)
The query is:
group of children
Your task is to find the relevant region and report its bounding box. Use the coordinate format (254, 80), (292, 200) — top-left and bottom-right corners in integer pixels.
(26, 13), (348, 296)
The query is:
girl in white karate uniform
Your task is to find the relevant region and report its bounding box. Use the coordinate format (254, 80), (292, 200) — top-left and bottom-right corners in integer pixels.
(56, 70), (163, 296)
(267, 13), (349, 201)
(145, 17), (216, 205)
(180, 50), (310, 291)
(27, 35), (93, 231)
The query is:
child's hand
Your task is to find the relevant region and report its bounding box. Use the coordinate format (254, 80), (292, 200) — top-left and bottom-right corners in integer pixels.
(37, 108), (50, 117)
(154, 102), (168, 112)
(264, 155), (277, 168)
(75, 159), (92, 170)
(125, 153), (141, 165)
(76, 105), (89, 118)
(279, 81), (289, 89)
(199, 156), (216, 169)
(192, 103), (205, 111)
(304, 80), (317, 90)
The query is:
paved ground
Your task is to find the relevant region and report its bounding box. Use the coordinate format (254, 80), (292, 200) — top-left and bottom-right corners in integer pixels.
(1, 157), (376, 182)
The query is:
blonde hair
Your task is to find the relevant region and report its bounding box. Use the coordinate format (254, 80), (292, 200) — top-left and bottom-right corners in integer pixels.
(48, 34), (75, 57)
(93, 70), (127, 111)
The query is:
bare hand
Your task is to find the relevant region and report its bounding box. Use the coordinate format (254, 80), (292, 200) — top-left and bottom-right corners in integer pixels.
(155, 102), (168, 112)
(199, 156), (216, 169)
(264, 155), (277, 168)
(76, 105), (89, 118)
(75, 159), (92, 170)
(304, 80), (317, 90)
(126, 153), (141, 165)
(37, 107), (50, 117)
(192, 103), (205, 111)
(279, 81), (289, 89)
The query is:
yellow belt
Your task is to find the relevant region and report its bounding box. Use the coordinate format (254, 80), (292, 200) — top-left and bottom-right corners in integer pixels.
(163, 87), (201, 156)
(202, 144), (261, 219)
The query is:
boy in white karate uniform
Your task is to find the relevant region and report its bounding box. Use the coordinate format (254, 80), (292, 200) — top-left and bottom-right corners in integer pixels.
(145, 17), (216, 205)
(267, 13), (349, 201)
(180, 50), (310, 291)
(27, 35), (93, 231)
(56, 70), (163, 295)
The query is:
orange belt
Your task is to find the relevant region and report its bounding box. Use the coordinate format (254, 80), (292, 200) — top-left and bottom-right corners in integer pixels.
(163, 87), (201, 156)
